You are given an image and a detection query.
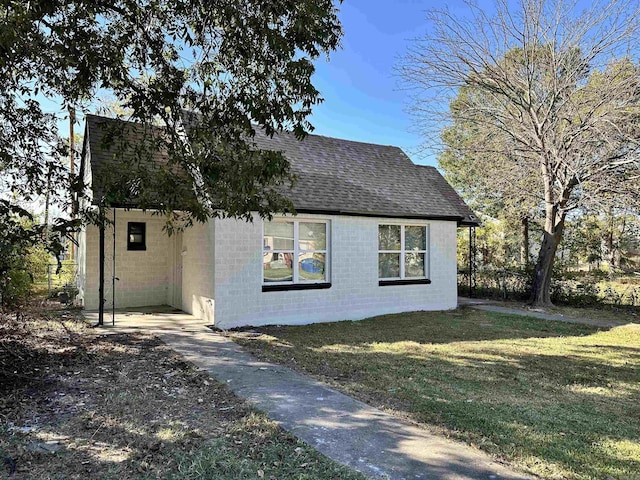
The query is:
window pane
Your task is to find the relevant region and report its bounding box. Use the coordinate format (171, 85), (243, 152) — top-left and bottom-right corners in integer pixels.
(264, 221), (294, 250)
(405, 253), (425, 278)
(263, 252), (293, 282)
(127, 222), (146, 250)
(298, 253), (326, 281)
(379, 225), (401, 250)
(378, 253), (400, 278)
(405, 226), (426, 251)
(299, 222), (326, 250)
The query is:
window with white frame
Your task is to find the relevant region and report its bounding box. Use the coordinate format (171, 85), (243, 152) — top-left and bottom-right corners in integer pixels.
(263, 220), (329, 284)
(378, 224), (429, 280)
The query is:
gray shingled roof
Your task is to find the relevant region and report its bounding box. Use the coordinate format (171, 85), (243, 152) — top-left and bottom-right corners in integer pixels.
(81, 114), (176, 204)
(82, 114), (479, 226)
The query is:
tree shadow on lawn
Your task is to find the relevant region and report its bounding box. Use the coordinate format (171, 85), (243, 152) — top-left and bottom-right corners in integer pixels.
(2, 328), (366, 480)
(415, 350), (640, 479)
(1, 411), (205, 479)
(368, 351), (637, 478)
(1, 333), (286, 478)
(249, 309), (602, 349)
(233, 325), (640, 479)
(2, 333), (213, 476)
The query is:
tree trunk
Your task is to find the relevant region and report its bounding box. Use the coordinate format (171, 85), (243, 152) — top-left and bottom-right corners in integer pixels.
(531, 160), (572, 306)
(530, 226), (563, 306)
(520, 216), (529, 267)
(606, 208), (615, 268)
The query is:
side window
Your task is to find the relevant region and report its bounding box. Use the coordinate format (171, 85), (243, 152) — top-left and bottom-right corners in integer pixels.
(127, 222), (146, 251)
(378, 224), (428, 280)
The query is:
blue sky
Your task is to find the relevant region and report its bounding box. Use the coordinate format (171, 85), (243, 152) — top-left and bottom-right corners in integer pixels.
(308, 0), (438, 165)
(43, 1), (462, 167)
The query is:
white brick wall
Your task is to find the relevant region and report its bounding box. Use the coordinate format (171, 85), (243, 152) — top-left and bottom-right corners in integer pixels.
(80, 209), (176, 310)
(213, 214), (458, 329)
(181, 221), (215, 323)
(75, 228), (87, 304)
(78, 210), (458, 327)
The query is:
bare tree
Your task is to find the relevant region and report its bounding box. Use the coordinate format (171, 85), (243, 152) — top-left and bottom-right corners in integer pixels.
(401, 0), (640, 306)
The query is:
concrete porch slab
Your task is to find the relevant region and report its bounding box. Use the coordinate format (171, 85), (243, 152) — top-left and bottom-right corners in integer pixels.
(83, 305), (206, 332)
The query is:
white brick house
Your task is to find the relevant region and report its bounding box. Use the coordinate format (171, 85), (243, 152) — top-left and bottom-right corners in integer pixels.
(77, 115), (478, 329)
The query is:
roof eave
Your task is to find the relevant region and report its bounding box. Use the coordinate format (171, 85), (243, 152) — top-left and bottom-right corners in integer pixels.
(294, 208), (464, 222)
(458, 218), (482, 227)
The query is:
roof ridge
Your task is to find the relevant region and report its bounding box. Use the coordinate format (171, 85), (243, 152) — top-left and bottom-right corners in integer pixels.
(88, 113), (405, 151)
(85, 113), (122, 121)
(276, 128), (402, 150)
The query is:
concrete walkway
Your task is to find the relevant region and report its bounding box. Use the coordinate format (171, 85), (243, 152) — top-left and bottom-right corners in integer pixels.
(86, 307), (532, 480)
(458, 297), (631, 328)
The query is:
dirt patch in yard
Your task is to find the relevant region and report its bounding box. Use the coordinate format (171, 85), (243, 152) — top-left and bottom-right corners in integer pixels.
(0, 302), (364, 480)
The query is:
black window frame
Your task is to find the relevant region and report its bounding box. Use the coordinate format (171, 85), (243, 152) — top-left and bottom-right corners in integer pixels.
(127, 222), (146, 251)
(262, 219), (330, 288)
(378, 224), (429, 284)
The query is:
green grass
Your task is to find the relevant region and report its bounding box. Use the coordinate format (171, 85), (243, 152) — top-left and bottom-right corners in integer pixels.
(167, 413), (361, 480)
(228, 309), (640, 480)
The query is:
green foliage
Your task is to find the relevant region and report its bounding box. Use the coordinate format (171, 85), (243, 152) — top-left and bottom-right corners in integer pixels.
(459, 269), (640, 307)
(1, 269), (31, 307)
(458, 217), (532, 270)
(439, 89), (539, 222)
(0, 202), (70, 307)
(457, 212), (640, 306)
(26, 243), (51, 285)
(1, 0), (344, 233)
(405, 0), (640, 304)
(45, 260), (78, 300)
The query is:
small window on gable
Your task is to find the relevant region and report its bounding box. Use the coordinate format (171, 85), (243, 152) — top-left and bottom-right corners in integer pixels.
(127, 222), (146, 251)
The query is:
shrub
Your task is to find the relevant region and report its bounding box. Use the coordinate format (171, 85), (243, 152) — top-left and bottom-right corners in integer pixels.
(0, 269), (32, 307)
(458, 268), (640, 307)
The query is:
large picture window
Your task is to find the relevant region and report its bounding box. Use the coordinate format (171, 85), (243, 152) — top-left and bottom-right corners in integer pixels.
(263, 220), (329, 285)
(378, 224), (428, 281)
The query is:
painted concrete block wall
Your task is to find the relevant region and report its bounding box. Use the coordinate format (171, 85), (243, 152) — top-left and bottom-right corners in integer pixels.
(81, 224), (101, 309)
(180, 221), (215, 323)
(166, 231), (183, 309)
(75, 145), (92, 307)
(213, 214), (458, 329)
(82, 210), (175, 310)
(75, 227), (87, 305)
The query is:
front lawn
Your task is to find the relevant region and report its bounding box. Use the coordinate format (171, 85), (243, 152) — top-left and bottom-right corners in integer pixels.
(0, 303), (365, 480)
(228, 309), (640, 480)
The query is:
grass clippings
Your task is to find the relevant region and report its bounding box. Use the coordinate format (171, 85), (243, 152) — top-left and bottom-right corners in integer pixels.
(227, 308), (640, 480)
(0, 301), (365, 480)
